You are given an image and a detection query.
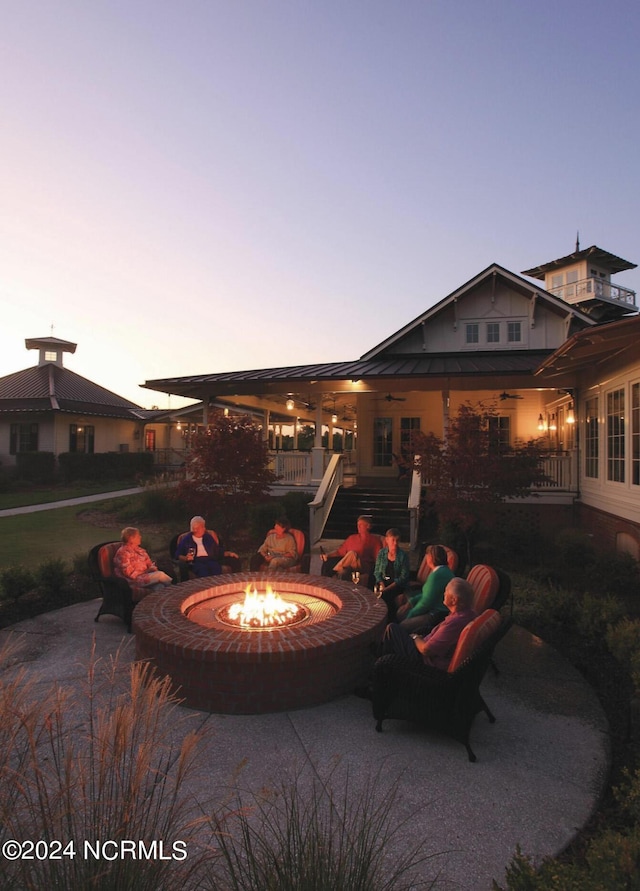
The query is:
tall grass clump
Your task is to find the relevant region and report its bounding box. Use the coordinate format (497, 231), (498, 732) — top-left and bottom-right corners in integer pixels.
(0, 636), (217, 890)
(209, 766), (441, 891)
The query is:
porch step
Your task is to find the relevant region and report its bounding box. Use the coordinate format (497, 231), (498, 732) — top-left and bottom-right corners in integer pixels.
(323, 486), (411, 541)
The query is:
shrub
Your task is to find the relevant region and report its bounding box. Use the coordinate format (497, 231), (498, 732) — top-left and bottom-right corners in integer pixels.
(15, 451), (56, 484)
(57, 451), (154, 483)
(36, 557), (68, 599)
(554, 527), (596, 570)
(0, 566), (36, 603)
(607, 619), (640, 693)
(138, 485), (185, 523)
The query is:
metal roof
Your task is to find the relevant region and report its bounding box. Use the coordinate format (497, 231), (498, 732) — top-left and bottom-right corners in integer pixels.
(522, 245), (637, 279)
(0, 365), (144, 418)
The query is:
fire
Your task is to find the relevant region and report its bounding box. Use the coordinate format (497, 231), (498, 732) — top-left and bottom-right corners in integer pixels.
(227, 584), (305, 628)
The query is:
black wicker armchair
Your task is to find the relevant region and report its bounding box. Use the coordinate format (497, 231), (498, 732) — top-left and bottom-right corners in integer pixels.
(372, 611), (512, 762)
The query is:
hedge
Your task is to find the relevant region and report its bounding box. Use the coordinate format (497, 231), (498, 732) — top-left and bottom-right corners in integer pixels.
(57, 451), (154, 482)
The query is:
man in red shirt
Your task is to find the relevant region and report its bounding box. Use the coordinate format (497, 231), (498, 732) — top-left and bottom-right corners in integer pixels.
(321, 515), (382, 583)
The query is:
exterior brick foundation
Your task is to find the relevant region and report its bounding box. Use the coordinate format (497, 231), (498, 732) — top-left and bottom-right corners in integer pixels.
(133, 572), (388, 714)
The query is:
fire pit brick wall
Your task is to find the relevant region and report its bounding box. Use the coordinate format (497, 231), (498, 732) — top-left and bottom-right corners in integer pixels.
(133, 572), (387, 714)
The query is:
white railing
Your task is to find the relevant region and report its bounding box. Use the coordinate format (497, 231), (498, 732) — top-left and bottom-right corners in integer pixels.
(308, 454), (344, 544)
(550, 277), (636, 308)
(270, 451), (312, 485)
(535, 452), (577, 491)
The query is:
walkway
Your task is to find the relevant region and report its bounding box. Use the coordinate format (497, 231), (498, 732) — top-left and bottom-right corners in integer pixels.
(0, 594), (609, 891)
(0, 487), (144, 518)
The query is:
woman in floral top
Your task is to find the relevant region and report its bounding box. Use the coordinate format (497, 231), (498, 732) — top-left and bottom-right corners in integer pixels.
(113, 527), (173, 595)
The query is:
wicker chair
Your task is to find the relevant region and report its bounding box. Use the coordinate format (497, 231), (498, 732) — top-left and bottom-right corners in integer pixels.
(372, 610), (512, 761)
(88, 541), (138, 632)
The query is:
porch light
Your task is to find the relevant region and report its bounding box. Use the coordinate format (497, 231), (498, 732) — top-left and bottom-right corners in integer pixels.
(286, 398), (295, 411)
(331, 413), (338, 424)
(224, 407), (229, 416)
(537, 414), (545, 431)
(549, 413), (557, 431)
(567, 403), (575, 424)
(176, 421), (182, 431)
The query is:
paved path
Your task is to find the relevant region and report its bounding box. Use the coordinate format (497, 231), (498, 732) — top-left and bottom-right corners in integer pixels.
(0, 595), (609, 891)
(0, 487), (145, 518)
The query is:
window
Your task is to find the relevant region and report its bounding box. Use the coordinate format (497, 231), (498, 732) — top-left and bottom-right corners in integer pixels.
(10, 423), (39, 455)
(632, 383), (640, 486)
(507, 321), (522, 343)
(44, 351), (58, 362)
(565, 269), (578, 298)
(607, 389), (625, 482)
(488, 416), (510, 451)
(373, 417), (393, 467)
(585, 397), (599, 479)
(551, 273), (563, 297)
(486, 322), (500, 343)
(69, 424), (94, 454)
(465, 323), (479, 344)
(400, 417), (420, 451)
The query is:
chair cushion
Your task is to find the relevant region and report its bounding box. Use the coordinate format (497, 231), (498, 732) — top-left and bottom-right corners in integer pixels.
(448, 609), (502, 673)
(466, 564), (499, 613)
(97, 542), (120, 578)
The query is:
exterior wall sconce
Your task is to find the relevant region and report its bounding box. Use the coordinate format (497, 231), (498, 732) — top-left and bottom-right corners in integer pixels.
(331, 413), (338, 424)
(549, 413), (557, 431)
(537, 414), (545, 431)
(286, 398), (295, 411)
(567, 403), (575, 424)
(223, 407), (229, 416)
(176, 421), (182, 431)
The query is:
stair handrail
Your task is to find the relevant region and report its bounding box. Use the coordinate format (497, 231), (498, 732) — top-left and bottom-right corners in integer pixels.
(309, 453), (344, 544)
(408, 457), (422, 550)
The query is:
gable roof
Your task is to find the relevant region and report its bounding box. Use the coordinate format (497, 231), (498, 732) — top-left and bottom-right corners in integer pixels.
(361, 263), (595, 360)
(0, 364), (145, 419)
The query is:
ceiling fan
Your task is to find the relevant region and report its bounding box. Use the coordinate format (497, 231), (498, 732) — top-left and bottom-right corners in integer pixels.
(377, 393), (406, 402)
(499, 391), (523, 401)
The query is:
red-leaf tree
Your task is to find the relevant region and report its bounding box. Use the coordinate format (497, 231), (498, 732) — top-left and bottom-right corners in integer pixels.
(175, 412), (277, 537)
(411, 401), (549, 566)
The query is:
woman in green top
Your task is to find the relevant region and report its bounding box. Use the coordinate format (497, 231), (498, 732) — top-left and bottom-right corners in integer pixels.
(397, 544), (454, 634)
(373, 528), (410, 621)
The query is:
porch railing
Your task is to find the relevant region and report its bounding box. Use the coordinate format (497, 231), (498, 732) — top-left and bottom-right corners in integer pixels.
(270, 451), (313, 486)
(534, 451), (577, 491)
(549, 277), (636, 308)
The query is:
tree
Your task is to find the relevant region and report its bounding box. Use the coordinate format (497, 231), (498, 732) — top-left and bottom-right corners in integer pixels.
(411, 401), (549, 566)
(176, 412), (277, 537)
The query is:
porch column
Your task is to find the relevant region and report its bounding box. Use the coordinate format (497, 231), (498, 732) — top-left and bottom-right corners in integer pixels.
(442, 389), (450, 441)
(311, 402), (325, 482)
(263, 409), (270, 443)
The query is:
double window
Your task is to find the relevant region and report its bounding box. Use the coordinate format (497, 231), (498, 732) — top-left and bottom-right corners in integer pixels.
(585, 397), (599, 479)
(10, 423), (39, 454)
(69, 424), (94, 453)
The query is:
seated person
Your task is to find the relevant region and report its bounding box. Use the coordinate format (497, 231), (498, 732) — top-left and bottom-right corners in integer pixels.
(174, 516), (226, 578)
(114, 527), (173, 593)
(396, 544), (454, 634)
(381, 578), (476, 670)
(373, 527), (410, 621)
(252, 517), (298, 571)
(321, 515), (382, 582)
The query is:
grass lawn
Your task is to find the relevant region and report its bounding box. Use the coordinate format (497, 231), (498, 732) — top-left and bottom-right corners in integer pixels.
(0, 480), (140, 511)
(0, 496), (172, 570)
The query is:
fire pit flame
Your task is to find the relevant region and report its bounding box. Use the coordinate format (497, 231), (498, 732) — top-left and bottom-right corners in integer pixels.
(225, 584), (306, 628)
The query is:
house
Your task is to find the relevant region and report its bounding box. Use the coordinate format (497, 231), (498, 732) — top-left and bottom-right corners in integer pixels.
(144, 242), (639, 554)
(0, 336), (154, 466)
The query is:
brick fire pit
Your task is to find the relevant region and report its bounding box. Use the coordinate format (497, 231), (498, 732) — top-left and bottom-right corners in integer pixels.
(133, 572), (387, 714)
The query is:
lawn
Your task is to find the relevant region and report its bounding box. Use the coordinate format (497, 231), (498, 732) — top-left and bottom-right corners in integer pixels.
(0, 496), (172, 570)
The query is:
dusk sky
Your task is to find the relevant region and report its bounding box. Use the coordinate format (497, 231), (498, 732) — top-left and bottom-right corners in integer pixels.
(2, 1), (639, 409)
